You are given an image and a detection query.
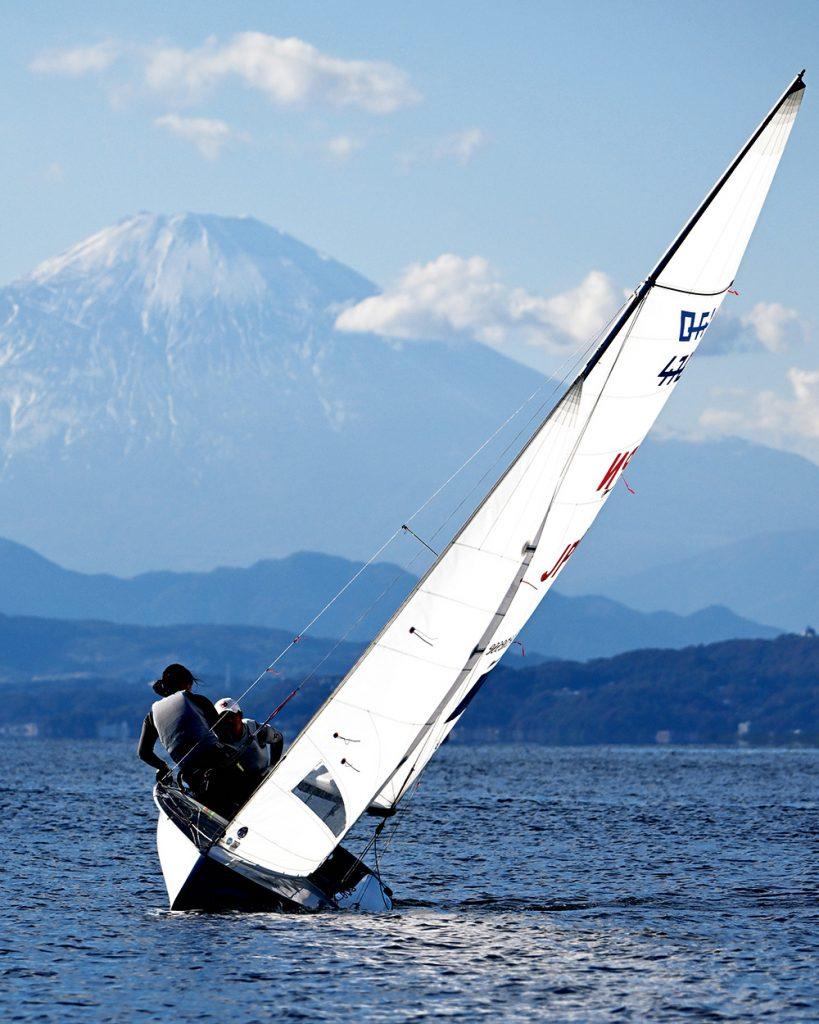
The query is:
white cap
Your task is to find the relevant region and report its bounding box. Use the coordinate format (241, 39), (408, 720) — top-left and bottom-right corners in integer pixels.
(215, 697), (242, 715)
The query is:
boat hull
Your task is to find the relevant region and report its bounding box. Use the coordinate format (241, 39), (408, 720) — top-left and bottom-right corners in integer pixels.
(154, 786), (392, 913)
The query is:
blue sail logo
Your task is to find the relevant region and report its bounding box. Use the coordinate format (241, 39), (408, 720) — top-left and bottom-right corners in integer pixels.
(679, 309), (714, 342)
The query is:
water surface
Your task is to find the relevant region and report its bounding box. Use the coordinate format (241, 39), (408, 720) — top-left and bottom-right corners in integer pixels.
(2, 742), (816, 1022)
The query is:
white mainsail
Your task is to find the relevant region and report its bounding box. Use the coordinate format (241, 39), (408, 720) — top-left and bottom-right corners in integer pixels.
(226, 74), (805, 878)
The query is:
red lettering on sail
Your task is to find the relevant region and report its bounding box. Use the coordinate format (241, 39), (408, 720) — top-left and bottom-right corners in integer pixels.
(597, 447), (638, 494)
(541, 540), (581, 581)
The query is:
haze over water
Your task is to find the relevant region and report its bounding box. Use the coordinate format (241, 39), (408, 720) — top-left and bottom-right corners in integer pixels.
(2, 742), (817, 1022)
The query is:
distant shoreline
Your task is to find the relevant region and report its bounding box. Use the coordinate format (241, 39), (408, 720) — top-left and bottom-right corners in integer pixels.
(2, 634), (816, 747)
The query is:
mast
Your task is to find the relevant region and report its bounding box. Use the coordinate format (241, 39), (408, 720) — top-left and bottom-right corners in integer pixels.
(583, 70), (805, 379)
(224, 72), (806, 880)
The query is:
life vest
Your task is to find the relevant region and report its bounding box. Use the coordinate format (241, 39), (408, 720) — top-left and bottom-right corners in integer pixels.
(152, 691), (218, 766)
(231, 720), (271, 777)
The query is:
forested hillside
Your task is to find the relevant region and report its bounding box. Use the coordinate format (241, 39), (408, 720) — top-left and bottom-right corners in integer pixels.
(2, 634), (814, 746)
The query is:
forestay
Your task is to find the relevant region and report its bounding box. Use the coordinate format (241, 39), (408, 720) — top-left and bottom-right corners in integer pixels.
(225, 74), (804, 878)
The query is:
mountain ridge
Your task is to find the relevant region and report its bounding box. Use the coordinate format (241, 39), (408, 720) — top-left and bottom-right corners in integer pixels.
(0, 537), (779, 661)
(1, 211), (815, 607)
(599, 528), (819, 631)
(0, 211), (542, 572)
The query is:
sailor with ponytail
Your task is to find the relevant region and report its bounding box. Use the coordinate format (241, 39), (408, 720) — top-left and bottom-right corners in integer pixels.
(137, 663), (243, 814)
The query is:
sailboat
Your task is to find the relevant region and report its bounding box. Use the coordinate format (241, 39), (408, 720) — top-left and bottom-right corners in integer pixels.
(155, 72), (806, 912)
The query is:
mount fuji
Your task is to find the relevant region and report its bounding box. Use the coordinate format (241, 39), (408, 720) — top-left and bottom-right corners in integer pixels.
(0, 213), (539, 573)
(1, 211), (817, 599)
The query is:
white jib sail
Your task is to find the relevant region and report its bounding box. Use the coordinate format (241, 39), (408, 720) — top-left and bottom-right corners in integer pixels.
(225, 74), (804, 878)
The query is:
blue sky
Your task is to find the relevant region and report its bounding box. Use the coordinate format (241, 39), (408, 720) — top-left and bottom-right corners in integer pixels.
(2, 1), (817, 459)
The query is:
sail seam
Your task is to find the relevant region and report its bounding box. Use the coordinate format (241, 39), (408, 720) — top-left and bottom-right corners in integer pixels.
(216, 323), (612, 786)
(687, 89), (798, 294)
(222, 72), (806, 881)
(381, 290), (650, 807)
(581, 71), (804, 381)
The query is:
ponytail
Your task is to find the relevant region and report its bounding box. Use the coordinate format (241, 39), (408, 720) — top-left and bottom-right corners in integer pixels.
(151, 663), (199, 698)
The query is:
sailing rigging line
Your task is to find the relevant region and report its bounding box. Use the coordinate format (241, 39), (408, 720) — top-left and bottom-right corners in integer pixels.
(370, 823), (390, 910)
(246, 312), (616, 728)
(238, 82), (805, 770)
(335, 289), (653, 892)
(401, 524), (439, 557)
(376, 772), (426, 871)
(338, 293), (648, 887)
(340, 760), (425, 896)
(375, 285), (650, 819)
(654, 281), (734, 297)
(171, 308), (616, 779)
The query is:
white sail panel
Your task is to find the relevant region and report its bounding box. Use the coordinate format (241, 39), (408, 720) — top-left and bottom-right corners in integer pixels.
(371, 286), (723, 804)
(363, 78), (807, 810)
(225, 384), (586, 873)
(224, 74), (805, 878)
(656, 85), (803, 293)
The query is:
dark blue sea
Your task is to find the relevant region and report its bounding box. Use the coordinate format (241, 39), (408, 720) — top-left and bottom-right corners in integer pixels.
(2, 742), (817, 1022)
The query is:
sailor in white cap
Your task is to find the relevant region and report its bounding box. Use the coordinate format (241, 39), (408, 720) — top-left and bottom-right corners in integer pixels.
(214, 697), (284, 797)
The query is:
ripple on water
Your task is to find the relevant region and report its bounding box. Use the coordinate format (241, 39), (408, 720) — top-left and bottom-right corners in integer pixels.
(1, 742), (817, 1022)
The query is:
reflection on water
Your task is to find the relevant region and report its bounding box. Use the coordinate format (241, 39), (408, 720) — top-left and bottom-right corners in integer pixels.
(1, 742), (817, 1021)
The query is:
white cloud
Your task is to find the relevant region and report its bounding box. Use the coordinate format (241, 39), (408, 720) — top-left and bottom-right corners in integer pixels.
(435, 128), (487, 165)
(335, 254), (619, 352)
(154, 114), (243, 160)
(700, 367), (819, 442)
(145, 32), (420, 114)
(326, 135), (363, 161)
(699, 300), (807, 356)
(335, 260), (808, 364)
(30, 40), (120, 76)
(741, 302), (804, 353)
(528, 270), (620, 344)
(400, 127), (488, 167)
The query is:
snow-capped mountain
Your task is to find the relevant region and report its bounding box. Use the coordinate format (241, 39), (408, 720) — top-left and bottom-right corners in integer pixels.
(0, 212), (376, 454)
(1, 212), (817, 591)
(0, 213), (540, 572)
